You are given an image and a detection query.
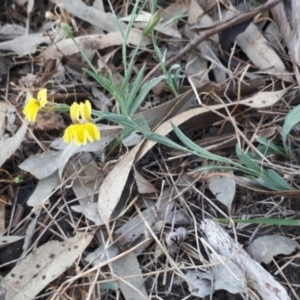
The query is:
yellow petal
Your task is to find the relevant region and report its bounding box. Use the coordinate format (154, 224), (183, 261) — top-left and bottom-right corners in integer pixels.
(80, 100), (92, 121)
(85, 123), (100, 142)
(37, 88), (48, 107)
(74, 124), (87, 145)
(63, 125), (74, 143)
(23, 98), (40, 122)
(70, 102), (80, 123)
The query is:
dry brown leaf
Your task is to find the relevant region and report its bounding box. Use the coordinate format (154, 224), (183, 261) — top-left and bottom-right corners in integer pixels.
(247, 235), (299, 264)
(0, 34), (50, 56)
(207, 170), (236, 210)
(223, 5), (293, 83)
(2, 232), (94, 300)
(50, 0), (126, 32)
(19, 150), (61, 179)
(0, 236), (24, 249)
(134, 168), (158, 194)
(66, 153), (102, 206)
(186, 0), (226, 84)
(41, 31), (150, 59)
(111, 254), (148, 300)
(98, 141), (143, 224)
(26, 172), (60, 207)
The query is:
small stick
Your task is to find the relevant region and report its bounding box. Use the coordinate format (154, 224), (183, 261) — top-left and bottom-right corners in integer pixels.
(200, 219), (290, 300)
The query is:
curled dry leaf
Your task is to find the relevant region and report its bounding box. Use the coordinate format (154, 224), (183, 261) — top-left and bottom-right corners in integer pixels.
(2, 232), (94, 300)
(246, 235), (300, 264)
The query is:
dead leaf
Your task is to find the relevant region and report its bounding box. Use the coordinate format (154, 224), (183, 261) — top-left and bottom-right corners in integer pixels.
(0, 236), (24, 249)
(26, 172), (60, 207)
(71, 203), (103, 224)
(41, 31), (150, 59)
(2, 232), (93, 300)
(66, 153), (102, 206)
(0, 122), (27, 168)
(207, 170), (236, 210)
(234, 18), (293, 82)
(247, 235), (300, 264)
(87, 176), (194, 266)
(111, 254), (148, 300)
(186, 271), (212, 298)
(134, 168), (158, 194)
(98, 141), (143, 224)
(50, 0), (126, 32)
(19, 150), (61, 179)
(0, 34), (50, 56)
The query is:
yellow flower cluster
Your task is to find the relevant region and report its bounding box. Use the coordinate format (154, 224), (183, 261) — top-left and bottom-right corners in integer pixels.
(23, 89), (100, 145)
(23, 89), (47, 122)
(63, 101), (100, 145)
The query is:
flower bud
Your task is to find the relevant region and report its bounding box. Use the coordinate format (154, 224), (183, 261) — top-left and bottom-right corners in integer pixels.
(143, 10), (161, 36)
(61, 23), (73, 38)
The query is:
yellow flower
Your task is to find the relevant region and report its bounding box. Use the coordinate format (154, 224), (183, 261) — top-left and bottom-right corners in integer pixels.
(23, 88), (48, 122)
(63, 100), (100, 145)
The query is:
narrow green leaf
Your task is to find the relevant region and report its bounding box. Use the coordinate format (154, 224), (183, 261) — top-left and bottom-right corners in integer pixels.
(282, 104), (300, 145)
(129, 77), (163, 115)
(235, 145), (262, 173)
(171, 122), (233, 164)
(126, 64), (146, 112)
(265, 169), (292, 190)
(147, 132), (189, 152)
(256, 136), (287, 157)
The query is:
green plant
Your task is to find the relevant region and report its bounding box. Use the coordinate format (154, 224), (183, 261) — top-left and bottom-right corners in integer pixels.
(60, 2), (292, 192)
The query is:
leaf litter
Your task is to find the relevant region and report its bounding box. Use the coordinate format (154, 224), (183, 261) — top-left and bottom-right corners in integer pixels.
(2, 0), (300, 299)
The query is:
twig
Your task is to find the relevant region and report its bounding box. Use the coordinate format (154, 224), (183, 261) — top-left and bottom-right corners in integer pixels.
(143, 0), (282, 83)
